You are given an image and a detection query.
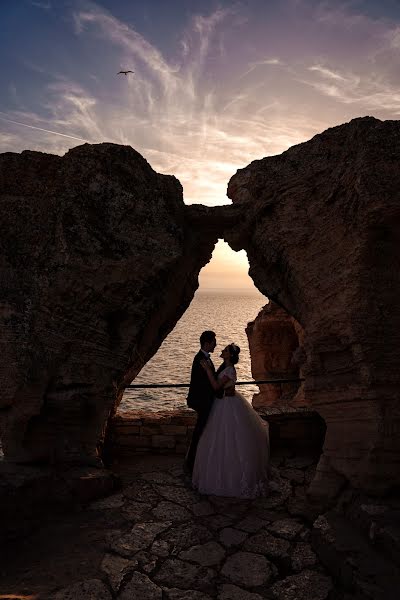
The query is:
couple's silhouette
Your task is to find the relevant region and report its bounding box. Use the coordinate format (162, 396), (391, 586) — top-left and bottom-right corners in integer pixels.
(185, 330), (270, 498)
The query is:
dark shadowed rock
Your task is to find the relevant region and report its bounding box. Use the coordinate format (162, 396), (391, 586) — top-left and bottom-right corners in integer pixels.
(266, 518), (304, 540)
(227, 117), (400, 496)
(54, 579), (112, 599)
(152, 500), (191, 522)
(100, 553), (138, 593)
(159, 522), (213, 551)
(118, 571), (162, 600)
(219, 527), (249, 548)
(107, 521), (171, 557)
(218, 584), (265, 599)
(243, 530), (291, 563)
(269, 570), (333, 600)
(311, 511), (400, 597)
(164, 589), (212, 600)
(152, 558), (216, 591)
(0, 143), (223, 466)
(179, 541), (225, 566)
(290, 542), (318, 572)
(221, 551), (275, 587)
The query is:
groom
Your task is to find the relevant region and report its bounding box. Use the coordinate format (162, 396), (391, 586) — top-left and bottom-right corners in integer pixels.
(185, 330), (217, 474)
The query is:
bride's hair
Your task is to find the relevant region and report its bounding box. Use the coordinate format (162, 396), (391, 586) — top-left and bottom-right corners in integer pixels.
(228, 343), (240, 365)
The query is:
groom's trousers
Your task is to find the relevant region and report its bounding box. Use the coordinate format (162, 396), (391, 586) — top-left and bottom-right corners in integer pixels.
(186, 401), (213, 473)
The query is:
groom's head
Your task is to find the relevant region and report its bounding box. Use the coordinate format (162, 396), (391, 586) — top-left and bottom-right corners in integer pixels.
(200, 330), (216, 353)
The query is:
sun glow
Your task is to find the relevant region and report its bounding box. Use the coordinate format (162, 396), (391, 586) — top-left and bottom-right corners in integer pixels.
(199, 239), (255, 291)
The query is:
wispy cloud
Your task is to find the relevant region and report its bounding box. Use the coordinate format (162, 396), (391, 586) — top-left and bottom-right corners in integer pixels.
(2, 0), (400, 203)
(301, 61), (400, 114)
(240, 58), (284, 79)
(30, 0), (52, 9)
(308, 65), (347, 81)
(0, 113), (90, 143)
(314, 1), (386, 29)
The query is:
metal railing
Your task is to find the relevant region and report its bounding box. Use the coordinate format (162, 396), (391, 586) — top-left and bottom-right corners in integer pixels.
(126, 378), (304, 389)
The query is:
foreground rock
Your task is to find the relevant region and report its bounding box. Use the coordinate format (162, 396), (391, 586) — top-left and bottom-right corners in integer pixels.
(54, 579), (112, 600)
(0, 143), (231, 465)
(269, 570), (333, 600)
(1, 454), (399, 599)
(227, 116), (400, 496)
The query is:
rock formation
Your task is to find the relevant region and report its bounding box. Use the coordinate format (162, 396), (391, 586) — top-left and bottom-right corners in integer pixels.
(246, 300), (305, 408)
(1, 116), (399, 503)
(0, 144), (236, 465)
(226, 116), (400, 497)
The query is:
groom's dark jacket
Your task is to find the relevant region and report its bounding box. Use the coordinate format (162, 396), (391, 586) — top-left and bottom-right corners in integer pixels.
(186, 350), (216, 411)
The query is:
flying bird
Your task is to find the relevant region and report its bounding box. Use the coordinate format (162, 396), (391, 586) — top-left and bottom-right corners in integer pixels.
(118, 70), (134, 76)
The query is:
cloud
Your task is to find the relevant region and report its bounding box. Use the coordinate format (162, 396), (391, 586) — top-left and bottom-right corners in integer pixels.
(301, 59), (400, 114)
(240, 58), (284, 79)
(314, 1), (386, 29)
(4, 0), (400, 208)
(30, 0), (51, 9)
(0, 114), (89, 143)
(308, 65), (347, 81)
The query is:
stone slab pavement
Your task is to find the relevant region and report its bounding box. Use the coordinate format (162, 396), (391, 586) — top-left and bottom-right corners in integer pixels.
(0, 453), (348, 599)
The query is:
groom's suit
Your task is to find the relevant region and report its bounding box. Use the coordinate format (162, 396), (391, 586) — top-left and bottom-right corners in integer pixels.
(186, 350), (216, 472)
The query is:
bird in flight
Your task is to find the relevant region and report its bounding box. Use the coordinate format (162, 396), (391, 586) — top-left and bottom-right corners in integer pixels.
(118, 70), (134, 76)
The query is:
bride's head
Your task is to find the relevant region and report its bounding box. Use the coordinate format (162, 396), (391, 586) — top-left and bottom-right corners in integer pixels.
(221, 343), (240, 365)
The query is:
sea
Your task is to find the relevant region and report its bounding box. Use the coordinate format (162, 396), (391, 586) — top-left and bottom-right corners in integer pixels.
(118, 289), (267, 413)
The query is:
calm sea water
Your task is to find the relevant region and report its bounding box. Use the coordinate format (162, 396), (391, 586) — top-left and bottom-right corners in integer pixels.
(119, 290), (267, 413)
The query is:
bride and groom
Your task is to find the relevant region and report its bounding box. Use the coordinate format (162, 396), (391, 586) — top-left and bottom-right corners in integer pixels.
(185, 330), (269, 498)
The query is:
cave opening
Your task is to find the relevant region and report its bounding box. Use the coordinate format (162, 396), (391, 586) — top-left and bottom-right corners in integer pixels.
(118, 239), (266, 415)
(111, 239), (325, 476)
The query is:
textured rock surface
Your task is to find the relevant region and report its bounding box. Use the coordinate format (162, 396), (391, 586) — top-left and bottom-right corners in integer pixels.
(0, 143), (234, 465)
(2, 453), (399, 599)
(269, 570), (333, 600)
(118, 571), (162, 599)
(227, 117), (400, 496)
(312, 511), (400, 599)
(221, 551), (275, 587)
(54, 579), (112, 600)
(2, 116), (400, 501)
(246, 301), (304, 408)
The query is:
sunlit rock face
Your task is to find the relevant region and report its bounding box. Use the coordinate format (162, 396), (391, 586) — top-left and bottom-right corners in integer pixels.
(227, 117), (400, 496)
(0, 143), (222, 464)
(246, 300), (305, 408)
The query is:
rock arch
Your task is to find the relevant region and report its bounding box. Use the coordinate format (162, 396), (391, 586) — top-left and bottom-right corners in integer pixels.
(0, 116), (399, 498)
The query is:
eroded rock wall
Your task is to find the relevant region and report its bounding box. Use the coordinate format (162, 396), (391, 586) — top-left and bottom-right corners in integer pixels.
(246, 300), (305, 408)
(227, 117), (400, 496)
(0, 144), (223, 464)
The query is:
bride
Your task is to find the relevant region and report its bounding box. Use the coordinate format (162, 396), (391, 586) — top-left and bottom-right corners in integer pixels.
(192, 343), (270, 498)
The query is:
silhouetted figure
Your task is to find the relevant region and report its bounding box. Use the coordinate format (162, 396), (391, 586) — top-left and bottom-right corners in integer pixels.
(185, 330), (217, 474)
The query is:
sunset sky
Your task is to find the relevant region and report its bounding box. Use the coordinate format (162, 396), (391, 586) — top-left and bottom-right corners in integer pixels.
(1, 0), (400, 289)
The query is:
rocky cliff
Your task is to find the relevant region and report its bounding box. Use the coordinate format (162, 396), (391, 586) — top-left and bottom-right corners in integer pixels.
(227, 116), (400, 496)
(1, 117), (399, 501)
(0, 144), (231, 464)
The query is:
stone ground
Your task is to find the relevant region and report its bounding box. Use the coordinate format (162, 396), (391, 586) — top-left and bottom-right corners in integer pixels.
(0, 453), (356, 599)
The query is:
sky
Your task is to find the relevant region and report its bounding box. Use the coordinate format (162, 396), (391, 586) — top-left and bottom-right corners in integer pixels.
(1, 0), (400, 289)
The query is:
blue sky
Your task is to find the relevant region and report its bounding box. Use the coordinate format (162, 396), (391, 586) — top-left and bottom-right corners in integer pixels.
(1, 0), (400, 287)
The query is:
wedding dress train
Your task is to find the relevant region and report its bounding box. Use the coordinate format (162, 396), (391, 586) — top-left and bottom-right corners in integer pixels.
(192, 366), (269, 498)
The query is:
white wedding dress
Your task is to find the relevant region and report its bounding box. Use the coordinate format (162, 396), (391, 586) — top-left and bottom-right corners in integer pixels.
(192, 366), (270, 498)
